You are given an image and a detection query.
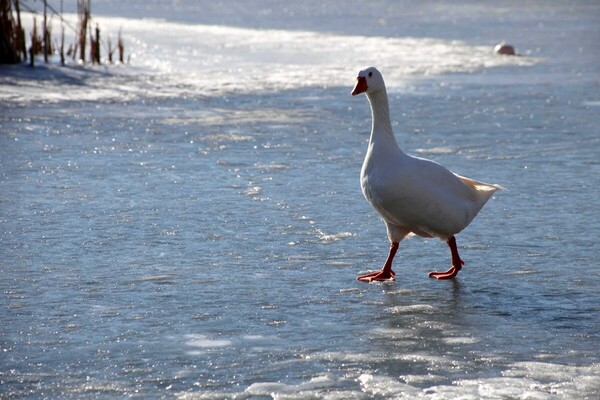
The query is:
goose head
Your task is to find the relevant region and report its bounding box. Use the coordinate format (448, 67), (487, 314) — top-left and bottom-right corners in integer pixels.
(351, 66), (385, 96)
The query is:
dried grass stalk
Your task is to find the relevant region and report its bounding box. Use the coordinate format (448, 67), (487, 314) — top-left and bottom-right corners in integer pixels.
(77, 0), (90, 62)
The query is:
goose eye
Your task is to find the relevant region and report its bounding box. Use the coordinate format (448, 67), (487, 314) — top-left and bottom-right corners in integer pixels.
(368, 72), (373, 77)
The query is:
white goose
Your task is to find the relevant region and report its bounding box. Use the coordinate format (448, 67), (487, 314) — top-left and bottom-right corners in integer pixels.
(351, 66), (502, 282)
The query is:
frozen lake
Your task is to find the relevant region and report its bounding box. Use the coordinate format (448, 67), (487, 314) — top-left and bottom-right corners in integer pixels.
(1, 1), (599, 398)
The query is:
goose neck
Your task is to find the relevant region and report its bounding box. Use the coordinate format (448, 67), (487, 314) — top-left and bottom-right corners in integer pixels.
(367, 90), (394, 139)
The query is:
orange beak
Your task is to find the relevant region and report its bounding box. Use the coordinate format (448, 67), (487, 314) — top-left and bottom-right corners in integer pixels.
(351, 76), (368, 96)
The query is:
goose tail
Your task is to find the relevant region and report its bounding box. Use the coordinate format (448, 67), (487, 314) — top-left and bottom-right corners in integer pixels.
(455, 174), (505, 204)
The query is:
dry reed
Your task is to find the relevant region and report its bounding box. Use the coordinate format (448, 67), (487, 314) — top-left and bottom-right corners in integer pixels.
(1, 0), (125, 67)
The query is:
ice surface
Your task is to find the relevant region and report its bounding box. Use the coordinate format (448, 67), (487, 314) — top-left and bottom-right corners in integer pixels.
(172, 361), (600, 399)
(3, 11), (536, 105)
(185, 334), (233, 348)
(2, 2), (599, 399)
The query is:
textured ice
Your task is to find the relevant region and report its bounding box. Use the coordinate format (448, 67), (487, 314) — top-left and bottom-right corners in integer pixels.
(415, 147), (459, 155)
(177, 362), (599, 399)
(442, 336), (479, 345)
(370, 327), (417, 338)
(315, 229), (356, 243)
(184, 334), (233, 348)
(4, 11), (537, 105)
(3, 2), (598, 400)
(388, 304), (437, 314)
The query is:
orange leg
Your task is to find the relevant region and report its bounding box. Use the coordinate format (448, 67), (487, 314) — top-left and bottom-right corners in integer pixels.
(428, 236), (464, 280)
(357, 242), (398, 282)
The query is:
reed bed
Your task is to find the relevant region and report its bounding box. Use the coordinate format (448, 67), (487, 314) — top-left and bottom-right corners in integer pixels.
(0, 0), (125, 67)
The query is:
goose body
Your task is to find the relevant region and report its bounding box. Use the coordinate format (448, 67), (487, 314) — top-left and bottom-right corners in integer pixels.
(352, 66), (501, 282)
